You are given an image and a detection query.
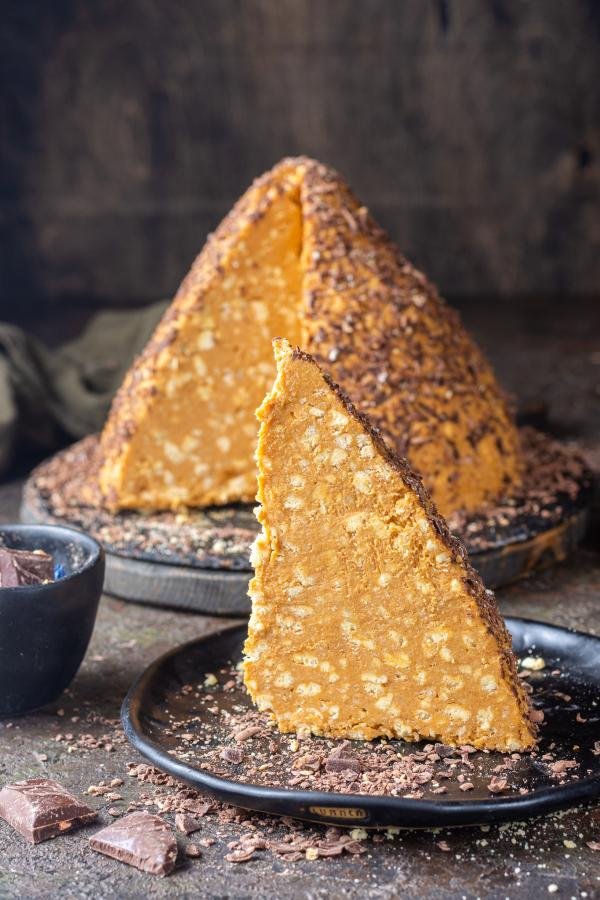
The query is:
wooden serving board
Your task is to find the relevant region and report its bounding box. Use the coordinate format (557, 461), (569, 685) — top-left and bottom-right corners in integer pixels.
(20, 432), (592, 614)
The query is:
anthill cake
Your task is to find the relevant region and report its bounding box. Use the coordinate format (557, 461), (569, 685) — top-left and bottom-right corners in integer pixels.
(99, 157), (521, 516)
(242, 340), (536, 752)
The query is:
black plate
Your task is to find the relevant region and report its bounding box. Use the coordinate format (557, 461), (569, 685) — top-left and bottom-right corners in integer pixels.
(122, 618), (600, 828)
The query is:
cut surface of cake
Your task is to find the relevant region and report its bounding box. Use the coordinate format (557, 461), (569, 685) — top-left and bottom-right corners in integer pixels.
(99, 157), (521, 515)
(243, 340), (536, 752)
(99, 162), (305, 510)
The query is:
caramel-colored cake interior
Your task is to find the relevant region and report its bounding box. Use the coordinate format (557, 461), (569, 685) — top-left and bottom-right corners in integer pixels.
(243, 340), (536, 752)
(99, 165), (304, 508)
(99, 157), (521, 515)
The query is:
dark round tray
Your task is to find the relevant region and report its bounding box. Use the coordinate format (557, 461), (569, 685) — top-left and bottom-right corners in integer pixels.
(121, 618), (600, 829)
(20, 431), (591, 613)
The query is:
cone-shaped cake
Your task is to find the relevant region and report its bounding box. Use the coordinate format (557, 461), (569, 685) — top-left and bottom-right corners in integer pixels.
(99, 157), (521, 516)
(243, 340), (536, 752)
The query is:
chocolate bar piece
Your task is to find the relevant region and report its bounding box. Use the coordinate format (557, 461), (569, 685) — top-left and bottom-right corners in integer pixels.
(0, 778), (97, 843)
(89, 812), (177, 876)
(0, 546), (54, 587)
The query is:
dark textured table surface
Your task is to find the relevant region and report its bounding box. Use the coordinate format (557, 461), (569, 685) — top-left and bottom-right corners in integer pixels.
(0, 299), (599, 899)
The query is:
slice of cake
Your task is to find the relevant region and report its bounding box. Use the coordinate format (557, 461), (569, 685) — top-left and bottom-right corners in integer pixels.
(243, 340), (536, 752)
(99, 157), (521, 516)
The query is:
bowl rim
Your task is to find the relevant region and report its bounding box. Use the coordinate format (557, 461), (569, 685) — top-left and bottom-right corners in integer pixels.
(0, 522), (103, 595)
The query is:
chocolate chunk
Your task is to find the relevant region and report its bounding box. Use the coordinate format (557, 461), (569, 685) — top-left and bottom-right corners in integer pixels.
(324, 754), (362, 774)
(324, 742), (362, 774)
(233, 726), (261, 742)
(226, 847), (257, 863)
(89, 812), (177, 876)
(0, 778), (96, 843)
(434, 742), (457, 759)
(219, 747), (244, 764)
(548, 759), (578, 777)
(487, 776), (508, 794)
(174, 813), (200, 835)
(0, 547), (54, 587)
(183, 799), (214, 817)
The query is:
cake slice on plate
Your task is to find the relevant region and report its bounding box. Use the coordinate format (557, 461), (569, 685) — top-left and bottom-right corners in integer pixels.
(243, 340), (536, 752)
(98, 157), (521, 516)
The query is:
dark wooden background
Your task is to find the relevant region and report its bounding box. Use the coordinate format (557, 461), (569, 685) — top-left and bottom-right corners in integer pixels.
(1, 0), (599, 326)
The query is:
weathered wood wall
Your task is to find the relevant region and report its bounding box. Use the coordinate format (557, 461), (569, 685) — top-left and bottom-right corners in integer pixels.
(1, 0), (599, 320)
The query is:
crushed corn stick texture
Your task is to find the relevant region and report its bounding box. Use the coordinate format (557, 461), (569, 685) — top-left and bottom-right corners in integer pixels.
(99, 156), (521, 514)
(99, 163), (304, 509)
(243, 340), (536, 753)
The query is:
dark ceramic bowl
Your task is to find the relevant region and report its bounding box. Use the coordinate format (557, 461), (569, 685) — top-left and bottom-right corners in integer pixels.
(0, 524), (105, 716)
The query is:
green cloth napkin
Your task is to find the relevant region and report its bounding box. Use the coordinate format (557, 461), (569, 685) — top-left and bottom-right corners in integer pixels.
(0, 302), (167, 477)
